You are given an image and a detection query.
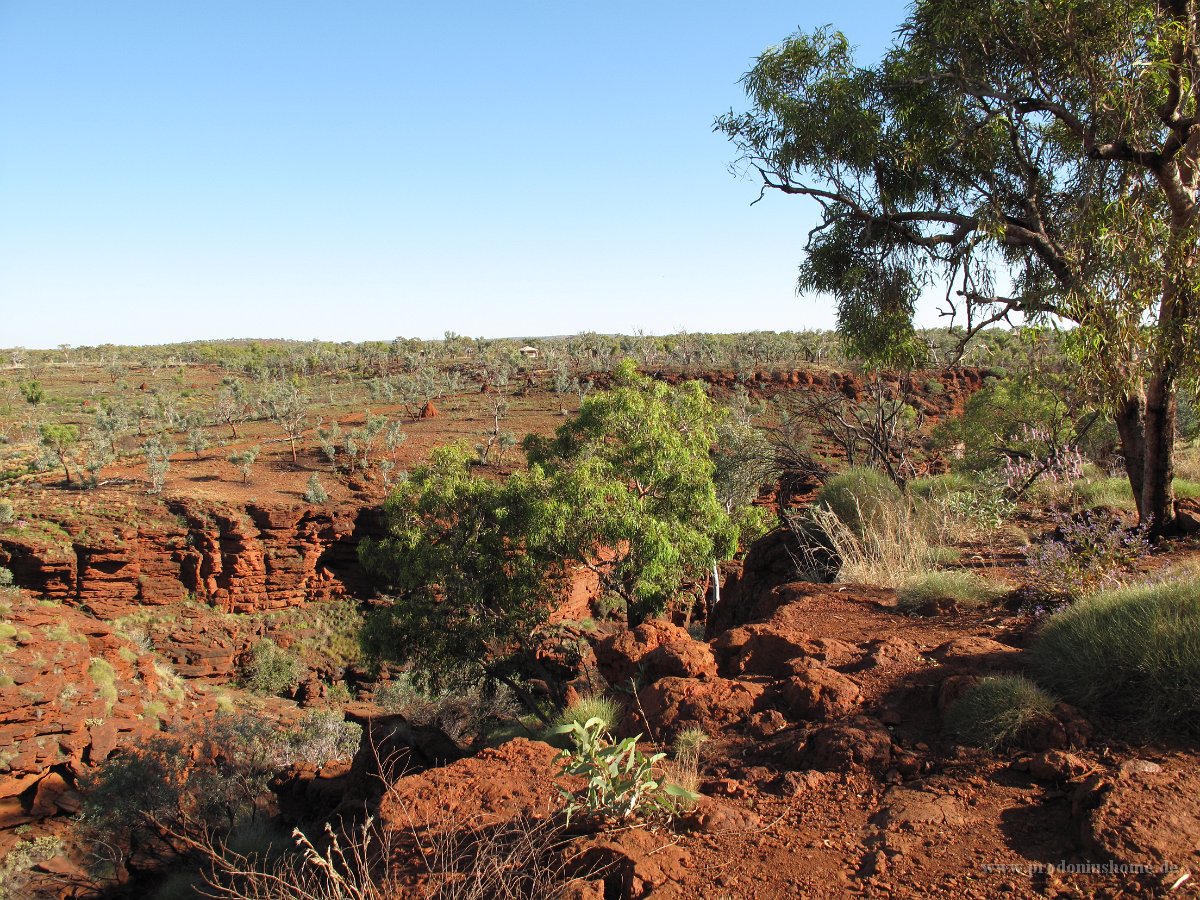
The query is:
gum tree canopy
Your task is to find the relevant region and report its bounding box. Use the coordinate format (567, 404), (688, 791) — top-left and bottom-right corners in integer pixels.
(717, 0), (1200, 532)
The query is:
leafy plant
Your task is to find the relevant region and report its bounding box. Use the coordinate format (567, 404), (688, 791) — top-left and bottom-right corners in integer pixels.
(1024, 510), (1151, 598)
(553, 717), (697, 825)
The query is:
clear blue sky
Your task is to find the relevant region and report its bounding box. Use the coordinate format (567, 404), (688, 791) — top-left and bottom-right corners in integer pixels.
(0, 1), (916, 348)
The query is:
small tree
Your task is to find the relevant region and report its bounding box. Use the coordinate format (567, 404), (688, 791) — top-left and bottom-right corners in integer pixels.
(304, 473), (329, 504)
(228, 446), (259, 484)
(359, 444), (568, 717)
(259, 382), (309, 465)
(39, 423), (79, 485)
(524, 360), (743, 626)
(144, 436), (172, 494)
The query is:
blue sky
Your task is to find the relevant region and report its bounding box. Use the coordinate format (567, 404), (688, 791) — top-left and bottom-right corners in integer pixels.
(0, 2), (916, 348)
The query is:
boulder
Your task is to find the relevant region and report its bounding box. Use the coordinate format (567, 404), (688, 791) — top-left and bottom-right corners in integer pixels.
(637, 677), (767, 738)
(792, 716), (894, 774)
(780, 665), (862, 721)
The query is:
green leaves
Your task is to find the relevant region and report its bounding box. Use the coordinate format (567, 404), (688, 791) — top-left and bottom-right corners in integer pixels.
(554, 717), (698, 825)
(525, 360), (742, 624)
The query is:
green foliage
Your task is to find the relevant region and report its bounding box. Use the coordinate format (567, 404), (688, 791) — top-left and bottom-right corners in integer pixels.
(815, 467), (902, 536)
(18, 381), (42, 405)
(0, 500), (12, 525)
(554, 694), (622, 735)
(553, 717), (697, 825)
(303, 472), (329, 504)
(935, 375), (1085, 476)
(897, 570), (1007, 615)
(242, 639), (302, 696)
(524, 360), (744, 625)
(945, 675), (1056, 751)
(717, 1), (1200, 528)
(1029, 578), (1200, 737)
(0, 568), (11, 589)
(360, 366), (755, 707)
(0, 835), (63, 900)
(359, 443), (565, 702)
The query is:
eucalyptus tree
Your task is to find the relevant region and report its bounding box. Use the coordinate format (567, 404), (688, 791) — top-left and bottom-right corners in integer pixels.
(717, 0), (1200, 532)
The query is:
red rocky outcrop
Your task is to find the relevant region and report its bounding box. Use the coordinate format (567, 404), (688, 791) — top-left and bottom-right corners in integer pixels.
(0, 591), (201, 826)
(0, 493), (375, 618)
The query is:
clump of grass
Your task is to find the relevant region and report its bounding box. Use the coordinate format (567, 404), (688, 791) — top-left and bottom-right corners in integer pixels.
(555, 694), (622, 733)
(87, 657), (118, 712)
(1175, 478), (1200, 499)
(897, 570), (1007, 615)
(1029, 577), (1200, 737)
(1072, 476), (1135, 511)
(944, 675), (1056, 750)
(797, 500), (940, 588)
(816, 467), (901, 536)
(908, 472), (977, 499)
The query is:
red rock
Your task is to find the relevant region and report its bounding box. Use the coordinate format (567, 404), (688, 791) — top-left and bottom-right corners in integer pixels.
(931, 637), (1022, 675)
(595, 621), (709, 687)
(781, 665), (862, 721)
(794, 716), (894, 773)
(637, 676), (767, 738)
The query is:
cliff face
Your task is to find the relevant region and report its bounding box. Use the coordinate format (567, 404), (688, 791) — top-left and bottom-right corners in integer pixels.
(0, 497), (377, 620)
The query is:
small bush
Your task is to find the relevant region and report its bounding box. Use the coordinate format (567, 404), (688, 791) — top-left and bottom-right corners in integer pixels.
(816, 467), (901, 536)
(1024, 509), (1150, 598)
(0, 835), (63, 900)
(556, 694), (622, 733)
(0, 568), (11, 588)
(242, 639), (302, 696)
(944, 675), (1056, 750)
(281, 711), (363, 765)
(303, 473), (329, 505)
(897, 570), (1007, 615)
(0, 500), (13, 525)
(1029, 578), (1200, 736)
(373, 674), (520, 744)
(553, 717), (697, 825)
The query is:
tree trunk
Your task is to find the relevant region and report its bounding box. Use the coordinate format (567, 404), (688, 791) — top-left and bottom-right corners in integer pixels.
(1141, 371), (1177, 534)
(1114, 391), (1147, 518)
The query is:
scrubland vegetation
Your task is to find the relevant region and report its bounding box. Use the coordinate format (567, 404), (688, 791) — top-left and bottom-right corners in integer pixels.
(7, 0), (1200, 893)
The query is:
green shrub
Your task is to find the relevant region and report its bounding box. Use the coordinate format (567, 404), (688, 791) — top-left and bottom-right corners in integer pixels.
(553, 717), (696, 825)
(944, 675), (1056, 750)
(1029, 578), (1200, 736)
(0, 836), (63, 900)
(0, 500), (13, 525)
(897, 570), (1007, 615)
(0, 568), (11, 588)
(242, 639), (302, 696)
(556, 694), (622, 733)
(816, 467), (901, 536)
(303, 473), (329, 504)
